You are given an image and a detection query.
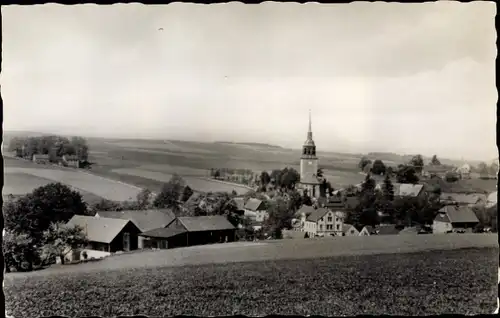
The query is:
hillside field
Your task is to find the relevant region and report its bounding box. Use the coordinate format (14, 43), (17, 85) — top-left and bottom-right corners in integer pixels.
(4, 234), (498, 317)
(3, 157), (142, 202)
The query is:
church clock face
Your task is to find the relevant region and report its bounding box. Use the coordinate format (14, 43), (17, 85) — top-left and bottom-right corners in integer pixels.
(308, 161), (312, 165)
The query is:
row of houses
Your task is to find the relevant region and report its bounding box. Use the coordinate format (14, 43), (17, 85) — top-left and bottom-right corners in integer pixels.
(63, 210), (237, 263)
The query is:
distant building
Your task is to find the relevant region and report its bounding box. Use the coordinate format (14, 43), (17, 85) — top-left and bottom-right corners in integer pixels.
(95, 209), (176, 249)
(62, 155), (80, 168)
(423, 165), (449, 179)
(64, 215), (141, 263)
(342, 224), (359, 236)
(32, 154), (50, 164)
(359, 226), (375, 236)
(140, 215), (236, 249)
(433, 205), (479, 234)
(244, 198), (268, 222)
(439, 193), (486, 207)
(302, 207), (344, 237)
(298, 110), (321, 199)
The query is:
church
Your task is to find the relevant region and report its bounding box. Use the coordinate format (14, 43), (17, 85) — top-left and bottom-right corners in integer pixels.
(298, 111), (321, 199)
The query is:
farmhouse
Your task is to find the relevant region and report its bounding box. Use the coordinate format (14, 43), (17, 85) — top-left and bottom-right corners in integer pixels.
(393, 183), (424, 198)
(62, 155), (80, 168)
(439, 193), (486, 207)
(423, 165), (449, 178)
(140, 215), (237, 249)
(433, 205), (479, 234)
(244, 198), (268, 222)
(32, 154), (50, 164)
(95, 209), (176, 248)
(342, 224), (359, 236)
(65, 215), (142, 262)
(302, 207), (344, 237)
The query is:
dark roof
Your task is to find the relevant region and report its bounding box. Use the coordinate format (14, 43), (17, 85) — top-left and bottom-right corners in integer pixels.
(66, 215), (134, 243)
(232, 197), (246, 210)
(96, 209), (176, 232)
(139, 227), (186, 239)
(377, 225), (401, 235)
(362, 225), (375, 233)
(305, 208), (329, 222)
(297, 205), (316, 216)
(394, 183), (424, 197)
(244, 198), (265, 211)
(177, 216), (236, 232)
(342, 223), (358, 234)
(325, 197), (344, 209)
(437, 205), (479, 224)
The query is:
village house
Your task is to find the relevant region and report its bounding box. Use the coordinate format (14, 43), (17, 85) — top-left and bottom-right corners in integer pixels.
(439, 192), (486, 207)
(62, 155), (80, 168)
(244, 198), (268, 222)
(301, 206), (344, 237)
(342, 224), (359, 236)
(139, 215), (237, 249)
(32, 154), (50, 164)
(359, 225), (375, 236)
(64, 215), (142, 263)
(95, 209), (176, 249)
(422, 165), (449, 179)
(433, 205), (479, 234)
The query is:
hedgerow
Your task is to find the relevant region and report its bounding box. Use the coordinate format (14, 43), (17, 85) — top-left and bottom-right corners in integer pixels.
(4, 248), (497, 317)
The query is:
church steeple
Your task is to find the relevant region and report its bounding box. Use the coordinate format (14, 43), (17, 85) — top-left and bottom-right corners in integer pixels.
(302, 109), (317, 158)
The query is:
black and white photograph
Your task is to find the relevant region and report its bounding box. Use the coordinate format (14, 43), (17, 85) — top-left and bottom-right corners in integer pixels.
(1, 1), (498, 317)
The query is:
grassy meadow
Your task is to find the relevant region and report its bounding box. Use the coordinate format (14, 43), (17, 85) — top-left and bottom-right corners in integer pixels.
(5, 234), (498, 317)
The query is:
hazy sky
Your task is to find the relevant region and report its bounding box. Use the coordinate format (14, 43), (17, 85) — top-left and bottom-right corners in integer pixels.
(2, 2), (497, 161)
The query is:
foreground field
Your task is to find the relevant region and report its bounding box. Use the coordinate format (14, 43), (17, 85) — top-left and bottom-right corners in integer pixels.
(5, 246), (497, 317)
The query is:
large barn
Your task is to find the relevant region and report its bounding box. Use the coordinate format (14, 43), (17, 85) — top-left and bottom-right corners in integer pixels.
(140, 215), (236, 249)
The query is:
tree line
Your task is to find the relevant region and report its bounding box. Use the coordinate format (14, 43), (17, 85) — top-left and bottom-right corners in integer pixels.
(8, 135), (90, 163)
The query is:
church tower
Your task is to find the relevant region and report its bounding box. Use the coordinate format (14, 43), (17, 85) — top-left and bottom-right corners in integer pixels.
(299, 110), (320, 198)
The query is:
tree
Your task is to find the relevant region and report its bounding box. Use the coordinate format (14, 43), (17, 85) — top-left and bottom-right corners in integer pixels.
(153, 174), (186, 212)
(3, 230), (39, 272)
(70, 136), (89, 161)
(371, 160), (386, 175)
(280, 167), (300, 189)
(181, 186), (194, 203)
(270, 169), (283, 186)
(260, 171), (271, 187)
(90, 199), (123, 213)
(396, 165), (419, 184)
(4, 183), (88, 243)
(136, 188), (153, 209)
(431, 155), (441, 165)
(264, 197), (295, 239)
(358, 157), (372, 171)
(381, 174), (395, 202)
(445, 171), (459, 183)
(41, 222), (88, 265)
(410, 155), (424, 173)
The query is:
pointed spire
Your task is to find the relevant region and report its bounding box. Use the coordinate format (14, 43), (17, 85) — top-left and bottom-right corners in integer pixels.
(307, 109), (313, 141)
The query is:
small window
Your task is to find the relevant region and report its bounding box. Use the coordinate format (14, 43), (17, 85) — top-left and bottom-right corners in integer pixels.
(351, 230), (355, 234)
(328, 217), (332, 222)
(336, 224), (340, 230)
(319, 225), (323, 230)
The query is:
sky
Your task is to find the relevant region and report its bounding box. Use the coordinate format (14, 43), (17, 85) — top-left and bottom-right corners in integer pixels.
(1, 2), (497, 161)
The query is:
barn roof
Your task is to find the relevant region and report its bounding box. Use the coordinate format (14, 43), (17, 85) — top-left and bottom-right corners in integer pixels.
(297, 205), (316, 216)
(437, 205), (479, 224)
(139, 227), (186, 239)
(177, 216), (236, 232)
(244, 198), (265, 211)
(394, 183), (424, 197)
(342, 223), (357, 234)
(66, 215), (135, 244)
(305, 207), (329, 222)
(96, 209), (176, 232)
